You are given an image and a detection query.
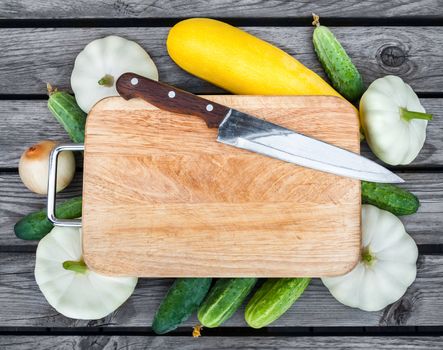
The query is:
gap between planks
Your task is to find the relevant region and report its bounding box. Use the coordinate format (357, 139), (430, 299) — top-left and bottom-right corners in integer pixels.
(1, 335), (443, 350)
(1, 326), (443, 337)
(1, 17), (443, 28)
(0, 0), (442, 21)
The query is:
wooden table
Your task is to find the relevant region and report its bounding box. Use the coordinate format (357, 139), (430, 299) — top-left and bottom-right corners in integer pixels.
(0, 1), (442, 348)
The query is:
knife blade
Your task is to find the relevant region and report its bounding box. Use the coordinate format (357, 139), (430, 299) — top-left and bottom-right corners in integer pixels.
(116, 73), (403, 183)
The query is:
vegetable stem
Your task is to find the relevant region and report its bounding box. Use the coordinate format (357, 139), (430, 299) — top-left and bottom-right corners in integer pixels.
(98, 74), (114, 87)
(192, 324), (202, 337)
(401, 108), (433, 122)
(63, 259), (88, 274)
(46, 83), (58, 96)
(312, 13), (320, 27)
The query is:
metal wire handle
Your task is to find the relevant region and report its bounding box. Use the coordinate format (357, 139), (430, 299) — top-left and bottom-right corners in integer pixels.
(47, 143), (84, 227)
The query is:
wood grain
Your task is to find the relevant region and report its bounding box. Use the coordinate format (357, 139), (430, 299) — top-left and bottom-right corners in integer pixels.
(1, 99), (441, 169)
(0, 252), (441, 327)
(1, 0), (441, 19)
(0, 172), (443, 249)
(0, 27), (442, 95)
(82, 95), (360, 277)
(1, 336), (443, 350)
(2, 171), (442, 247)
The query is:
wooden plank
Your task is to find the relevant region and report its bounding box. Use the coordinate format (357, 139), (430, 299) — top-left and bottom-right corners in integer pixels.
(0, 172), (83, 247)
(399, 172), (443, 245)
(0, 97), (441, 170)
(0, 252), (441, 327)
(0, 26), (441, 95)
(1, 170), (441, 247)
(1, 336), (443, 350)
(0, 0), (441, 19)
(0, 100), (70, 169)
(82, 96), (360, 278)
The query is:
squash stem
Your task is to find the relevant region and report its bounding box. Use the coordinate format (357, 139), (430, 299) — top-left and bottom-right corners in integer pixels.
(98, 74), (114, 87)
(63, 260), (88, 274)
(361, 247), (376, 266)
(401, 108), (432, 122)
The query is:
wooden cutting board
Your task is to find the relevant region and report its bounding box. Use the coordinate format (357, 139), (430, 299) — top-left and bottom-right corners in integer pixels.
(82, 95), (361, 277)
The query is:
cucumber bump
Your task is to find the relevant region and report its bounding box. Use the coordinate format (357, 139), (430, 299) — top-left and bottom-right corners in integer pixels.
(312, 14), (364, 102)
(361, 181), (419, 216)
(47, 84), (87, 143)
(152, 278), (212, 334)
(198, 278), (257, 328)
(14, 196), (82, 240)
(245, 278), (310, 328)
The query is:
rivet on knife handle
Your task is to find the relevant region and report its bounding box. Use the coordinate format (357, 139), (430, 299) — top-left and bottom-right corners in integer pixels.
(116, 73), (230, 128)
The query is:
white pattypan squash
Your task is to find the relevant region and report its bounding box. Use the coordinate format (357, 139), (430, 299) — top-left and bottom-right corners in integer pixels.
(360, 75), (432, 165)
(322, 205), (418, 312)
(71, 35), (158, 112)
(35, 226), (138, 320)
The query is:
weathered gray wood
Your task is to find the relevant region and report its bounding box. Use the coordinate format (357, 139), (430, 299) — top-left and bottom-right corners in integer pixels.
(0, 172), (82, 246)
(1, 171), (441, 246)
(399, 172), (443, 245)
(0, 100), (72, 169)
(0, 99), (441, 169)
(0, 252), (441, 327)
(1, 336), (443, 350)
(0, 26), (441, 94)
(1, 0), (441, 19)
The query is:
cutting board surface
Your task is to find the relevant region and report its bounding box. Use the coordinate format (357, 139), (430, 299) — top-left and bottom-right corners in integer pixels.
(83, 95), (361, 277)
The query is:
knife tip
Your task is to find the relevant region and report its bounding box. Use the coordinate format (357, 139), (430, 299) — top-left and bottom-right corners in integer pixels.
(379, 172), (405, 184)
(363, 169), (404, 184)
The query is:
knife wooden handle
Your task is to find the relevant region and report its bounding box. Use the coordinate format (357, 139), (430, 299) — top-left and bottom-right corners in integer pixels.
(116, 73), (230, 128)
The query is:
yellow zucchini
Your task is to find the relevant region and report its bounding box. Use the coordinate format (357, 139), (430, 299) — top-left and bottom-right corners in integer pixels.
(167, 18), (341, 97)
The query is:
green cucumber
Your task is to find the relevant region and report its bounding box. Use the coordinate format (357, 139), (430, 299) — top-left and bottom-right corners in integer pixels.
(152, 278), (212, 334)
(198, 278), (257, 328)
(361, 181), (419, 216)
(312, 14), (364, 102)
(14, 196), (82, 240)
(47, 85), (86, 143)
(245, 278), (310, 329)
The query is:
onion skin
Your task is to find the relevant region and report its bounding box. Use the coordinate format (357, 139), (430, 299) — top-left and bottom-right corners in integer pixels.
(19, 140), (75, 195)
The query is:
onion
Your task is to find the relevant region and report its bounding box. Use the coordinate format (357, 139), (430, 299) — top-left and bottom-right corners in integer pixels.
(19, 140), (75, 195)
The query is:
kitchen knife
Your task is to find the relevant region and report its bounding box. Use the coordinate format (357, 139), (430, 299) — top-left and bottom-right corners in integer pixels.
(116, 73), (403, 183)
